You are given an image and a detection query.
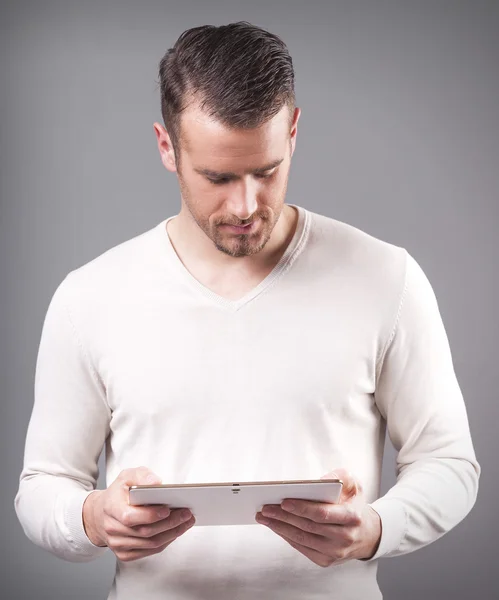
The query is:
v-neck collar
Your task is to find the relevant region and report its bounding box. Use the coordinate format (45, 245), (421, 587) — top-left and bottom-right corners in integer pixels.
(155, 204), (310, 313)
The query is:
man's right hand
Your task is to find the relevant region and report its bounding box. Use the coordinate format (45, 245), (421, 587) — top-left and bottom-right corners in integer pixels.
(82, 466), (195, 562)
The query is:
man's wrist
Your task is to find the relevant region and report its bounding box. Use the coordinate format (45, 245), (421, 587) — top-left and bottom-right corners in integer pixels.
(358, 505), (382, 560)
(82, 490), (106, 547)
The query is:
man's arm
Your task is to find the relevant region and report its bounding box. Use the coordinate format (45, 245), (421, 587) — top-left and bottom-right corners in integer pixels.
(14, 274), (111, 562)
(364, 251), (480, 561)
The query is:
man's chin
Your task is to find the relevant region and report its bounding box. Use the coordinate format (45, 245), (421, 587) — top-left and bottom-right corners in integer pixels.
(213, 235), (268, 258)
(214, 243), (261, 258)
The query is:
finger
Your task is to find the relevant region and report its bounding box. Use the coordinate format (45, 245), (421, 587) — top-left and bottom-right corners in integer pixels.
(280, 500), (362, 526)
(257, 514), (332, 556)
(110, 467), (169, 527)
(321, 468), (363, 500)
(111, 516), (195, 553)
(129, 509), (194, 538)
(280, 534), (341, 568)
(112, 503), (180, 528)
(118, 466), (163, 487)
(117, 542), (171, 563)
(107, 508), (193, 538)
(258, 507), (355, 543)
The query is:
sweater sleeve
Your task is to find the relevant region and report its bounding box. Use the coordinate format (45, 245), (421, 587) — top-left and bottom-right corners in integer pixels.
(364, 250), (481, 560)
(14, 274), (111, 562)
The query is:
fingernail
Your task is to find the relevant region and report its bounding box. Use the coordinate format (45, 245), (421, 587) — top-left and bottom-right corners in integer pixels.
(180, 509), (191, 521)
(256, 513), (270, 525)
(157, 507), (170, 518)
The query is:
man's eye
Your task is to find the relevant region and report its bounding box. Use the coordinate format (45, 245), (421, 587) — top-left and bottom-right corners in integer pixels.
(207, 170), (276, 185)
(255, 170), (276, 180)
(208, 177), (230, 185)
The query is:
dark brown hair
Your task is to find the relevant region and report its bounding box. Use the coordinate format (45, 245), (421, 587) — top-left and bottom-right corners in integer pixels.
(157, 21), (296, 158)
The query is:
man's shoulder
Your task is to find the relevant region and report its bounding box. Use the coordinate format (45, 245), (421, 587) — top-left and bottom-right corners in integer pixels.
(302, 208), (410, 329)
(60, 220), (165, 300)
(305, 208), (407, 273)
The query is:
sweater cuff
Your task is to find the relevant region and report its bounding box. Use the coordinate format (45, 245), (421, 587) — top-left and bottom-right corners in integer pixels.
(361, 497), (407, 561)
(60, 489), (108, 560)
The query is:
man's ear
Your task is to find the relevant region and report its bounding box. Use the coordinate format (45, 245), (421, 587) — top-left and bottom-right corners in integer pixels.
(153, 122), (177, 173)
(289, 107), (301, 157)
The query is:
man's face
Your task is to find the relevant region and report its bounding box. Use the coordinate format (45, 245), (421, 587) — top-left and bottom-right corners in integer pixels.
(170, 103), (300, 258)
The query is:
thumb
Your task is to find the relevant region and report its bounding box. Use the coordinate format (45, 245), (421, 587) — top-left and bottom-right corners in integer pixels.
(321, 467), (362, 501)
(118, 466), (163, 487)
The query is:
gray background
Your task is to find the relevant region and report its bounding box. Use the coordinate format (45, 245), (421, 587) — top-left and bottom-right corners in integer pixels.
(1, 0), (497, 598)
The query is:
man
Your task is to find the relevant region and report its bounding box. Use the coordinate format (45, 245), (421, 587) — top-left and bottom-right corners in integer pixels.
(15, 21), (480, 600)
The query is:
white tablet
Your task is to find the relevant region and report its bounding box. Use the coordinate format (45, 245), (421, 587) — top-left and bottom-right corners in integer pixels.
(128, 478), (343, 526)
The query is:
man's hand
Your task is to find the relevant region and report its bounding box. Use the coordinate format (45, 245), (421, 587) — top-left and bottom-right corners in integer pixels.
(82, 466), (195, 562)
(255, 468), (381, 567)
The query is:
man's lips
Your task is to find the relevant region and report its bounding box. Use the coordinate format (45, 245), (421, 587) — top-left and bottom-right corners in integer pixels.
(219, 220), (257, 234)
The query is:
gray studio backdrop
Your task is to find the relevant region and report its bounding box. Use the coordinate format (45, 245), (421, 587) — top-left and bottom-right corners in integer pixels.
(1, 1), (497, 599)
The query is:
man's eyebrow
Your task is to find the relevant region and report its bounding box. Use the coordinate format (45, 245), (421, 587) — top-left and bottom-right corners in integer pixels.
(195, 158), (284, 179)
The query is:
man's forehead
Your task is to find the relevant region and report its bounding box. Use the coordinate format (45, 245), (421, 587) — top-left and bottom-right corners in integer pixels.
(179, 104), (291, 154)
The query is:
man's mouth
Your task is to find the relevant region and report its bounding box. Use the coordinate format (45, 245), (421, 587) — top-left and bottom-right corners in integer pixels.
(220, 220), (257, 234)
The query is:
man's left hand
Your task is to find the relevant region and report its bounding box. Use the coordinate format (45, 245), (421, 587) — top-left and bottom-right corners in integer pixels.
(255, 468), (382, 567)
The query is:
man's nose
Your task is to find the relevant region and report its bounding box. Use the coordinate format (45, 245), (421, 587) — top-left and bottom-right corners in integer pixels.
(225, 179), (258, 221)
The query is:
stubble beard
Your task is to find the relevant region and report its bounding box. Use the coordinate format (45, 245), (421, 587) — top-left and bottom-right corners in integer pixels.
(178, 175), (288, 258)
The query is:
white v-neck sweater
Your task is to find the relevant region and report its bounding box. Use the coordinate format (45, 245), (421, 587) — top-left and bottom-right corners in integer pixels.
(15, 205), (480, 599)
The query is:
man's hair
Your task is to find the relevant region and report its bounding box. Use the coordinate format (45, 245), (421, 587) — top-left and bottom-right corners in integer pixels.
(157, 21), (296, 159)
